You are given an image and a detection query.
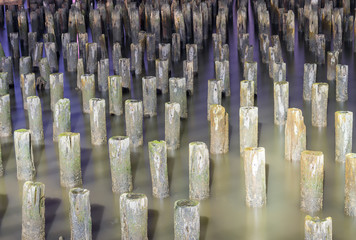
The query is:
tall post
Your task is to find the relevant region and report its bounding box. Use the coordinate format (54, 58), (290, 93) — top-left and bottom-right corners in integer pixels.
(21, 73), (36, 110)
(303, 63), (317, 101)
(77, 58), (84, 90)
(156, 59), (169, 94)
(14, 129), (35, 181)
(125, 100), (143, 148)
(215, 60), (230, 96)
(208, 79), (222, 120)
(44, 42), (58, 72)
(67, 42), (78, 72)
(336, 64), (348, 102)
(243, 61), (257, 93)
(27, 96), (44, 144)
(149, 140), (169, 198)
(53, 98), (71, 142)
(189, 142), (209, 200)
(89, 98), (107, 145)
(165, 102), (181, 150)
(98, 58), (109, 92)
(311, 83), (329, 127)
(81, 74), (95, 114)
(174, 199), (200, 240)
(39, 58), (50, 89)
(169, 77), (187, 118)
(183, 60), (194, 95)
(305, 216), (332, 240)
(240, 80), (254, 107)
(142, 76), (157, 117)
(50, 73), (64, 111)
(335, 111), (353, 163)
(210, 104), (229, 154)
(239, 106), (258, 155)
(326, 51), (339, 81)
(119, 58), (131, 90)
(285, 108), (306, 161)
(273, 81), (289, 125)
(108, 75), (123, 116)
(0, 94), (12, 137)
(0, 72), (8, 95)
(345, 153), (356, 216)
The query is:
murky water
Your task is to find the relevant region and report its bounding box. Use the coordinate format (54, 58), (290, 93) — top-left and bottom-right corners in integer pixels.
(1, 1), (356, 239)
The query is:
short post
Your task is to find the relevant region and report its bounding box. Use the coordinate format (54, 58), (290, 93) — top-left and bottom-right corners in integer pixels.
(0, 94), (12, 137)
(244, 147), (266, 207)
(189, 142), (209, 200)
(305, 216), (332, 240)
(336, 64), (348, 102)
(335, 111), (353, 163)
(58, 132), (82, 188)
(120, 193), (148, 240)
(22, 181), (45, 240)
(125, 100), (143, 148)
(142, 76), (157, 117)
(108, 136), (133, 193)
(119, 58), (131, 90)
(2, 57), (13, 86)
(259, 33), (270, 63)
(89, 98), (107, 145)
(285, 108), (306, 161)
(81, 74), (95, 114)
(326, 51), (339, 81)
(165, 102), (181, 150)
(303, 63), (317, 101)
(27, 96), (44, 144)
(301, 150), (324, 213)
(108, 75), (123, 116)
(53, 98), (71, 142)
(345, 153), (356, 216)
(156, 59), (169, 94)
(239, 106), (258, 155)
(174, 199), (200, 240)
(169, 77), (187, 119)
(159, 43), (171, 70)
(69, 188), (92, 240)
(148, 140), (169, 198)
(67, 42), (78, 72)
(240, 80), (254, 107)
(14, 129), (35, 181)
(50, 73), (64, 111)
(208, 79), (222, 120)
(210, 104), (229, 154)
(273, 81), (289, 125)
(215, 60), (230, 96)
(98, 58), (109, 92)
(311, 83), (329, 127)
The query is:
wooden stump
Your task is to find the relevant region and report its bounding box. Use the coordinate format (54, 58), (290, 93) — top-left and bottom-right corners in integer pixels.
(89, 98), (107, 145)
(27, 96), (44, 144)
(335, 111), (353, 162)
(285, 108), (306, 161)
(14, 129), (35, 181)
(311, 83), (328, 127)
(305, 215), (332, 240)
(210, 104), (229, 154)
(53, 98), (71, 142)
(239, 106), (258, 155)
(274, 81), (289, 125)
(165, 102), (181, 150)
(174, 199), (200, 240)
(125, 100), (143, 148)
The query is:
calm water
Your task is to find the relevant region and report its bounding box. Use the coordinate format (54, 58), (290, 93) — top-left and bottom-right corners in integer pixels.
(1, 1), (356, 239)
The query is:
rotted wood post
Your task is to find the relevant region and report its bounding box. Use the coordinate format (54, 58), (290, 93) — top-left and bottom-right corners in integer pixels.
(286, 10), (294, 52)
(311, 83), (329, 127)
(215, 60), (230, 96)
(189, 142), (209, 200)
(81, 74), (95, 114)
(58, 132), (82, 188)
(285, 108), (306, 161)
(128, 6), (139, 44)
(0, 94), (12, 137)
(22, 181), (45, 240)
(326, 51), (339, 81)
(69, 188), (92, 240)
(14, 129), (35, 181)
(210, 104), (229, 154)
(146, 33), (156, 61)
(0, 72), (8, 95)
(183, 60), (194, 95)
(32, 43), (43, 68)
(77, 58), (84, 90)
(243, 61), (257, 93)
(119, 58), (131, 90)
(239, 106), (258, 155)
(165, 102), (181, 150)
(108, 75), (123, 116)
(53, 98), (71, 142)
(172, 33), (181, 62)
(130, 43), (142, 75)
(274, 81), (289, 125)
(111, 7), (123, 44)
(216, 9), (227, 44)
(39, 58), (51, 89)
(305, 215), (332, 240)
(98, 58), (109, 92)
(89, 98), (107, 145)
(27, 96), (44, 144)
(2, 57), (13, 86)
(21, 73), (36, 110)
(44, 42), (58, 73)
(345, 153), (356, 216)
(301, 150), (324, 213)
(316, 34), (326, 64)
(142, 76), (157, 117)
(120, 193), (148, 240)
(112, 43), (121, 75)
(335, 111), (353, 163)
(148, 140), (169, 198)
(174, 199), (200, 240)
(208, 79), (222, 120)
(303, 63), (317, 101)
(186, 44), (198, 73)
(240, 80), (254, 107)
(169, 77), (187, 119)
(67, 42), (78, 73)
(86, 42), (98, 74)
(138, 31), (146, 51)
(50, 73), (64, 111)
(244, 147), (266, 207)
(336, 64), (348, 102)
(108, 136), (133, 193)
(125, 100), (143, 148)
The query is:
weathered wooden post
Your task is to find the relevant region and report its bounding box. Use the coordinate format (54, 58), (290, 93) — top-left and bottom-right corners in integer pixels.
(50, 73), (64, 111)
(77, 58), (84, 90)
(58, 132), (82, 188)
(86, 42), (97, 74)
(165, 102), (181, 150)
(305, 215), (332, 240)
(335, 111), (353, 163)
(53, 98), (71, 142)
(22, 181), (45, 240)
(67, 42), (78, 72)
(69, 188), (92, 240)
(259, 34), (270, 63)
(189, 142), (209, 200)
(151, 9), (160, 48)
(130, 43), (142, 75)
(125, 100), (143, 148)
(326, 51), (339, 81)
(108, 75), (123, 116)
(142, 76), (157, 117)
(311, 83), (329, 127)
(193, 5), (203, 47)
(316, 34), (326, 64)
(174, 199), (200, 240)
(285, 108), (306, 161)
(243, 61), (257, 93)
(210, 104), (229, 154)
(39, 58), (51, 89)
(156, 59), (169, 94)
(272, 62), (286, 82)
(301, 150), (324, 213)
(286, 10), (294, 52)
(345, 153), (356, 216)
(186, 44), (198, 73)
(148, 140), (169, 198)
(183, 60), (194, 95)
(2, 57), (13, 86)
(0, 72), (8, 95)
(0, 94), (12, 137)
(336, 64), (348, 102)
(215, 60), (230, 96)
(108, 136), (132, 194)
(169, 77), (187, 119)
(244, 147), (266, 207)
(9, 32), (19, 60)
(274, 81), (289, 125)
(208, 79), (222, 120)
(44, 42), (58, 72)
(303, 63), (317, 101)
(118, 58), (131, 90)
(21, 73), (36, 110)
(81, 74), (95, 114)
(98, 58), (109, 92)
(213, 33), (222, 61)
(159, 43), (171, 71)
(61, 33), (70, 61)
(240, 80), (254, 107)
(146, 33), (156, 61)
(239, 106), (258, 155)
(172, 33), (181, 62)
(14, 129), (35, 181)
(89, 98), (107, 145)
(27, 96), (44, 144)
(120, 193), (148, 240)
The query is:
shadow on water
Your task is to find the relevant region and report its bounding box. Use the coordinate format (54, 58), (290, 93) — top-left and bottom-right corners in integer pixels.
(200, 216), (209, 240)
(147, 209), (159, 239)
(0, 194), (8, 228)
(80, 147), (92, 177)
(45, 197), (61, 237)
(91, 204), (105, 240)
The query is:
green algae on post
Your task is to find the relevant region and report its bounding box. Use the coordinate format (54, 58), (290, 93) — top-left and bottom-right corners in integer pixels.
(345, 153), (356, 216)
(50, 73), (64, 111)
(81, 74), (95, 114)
(208, 79), (222, 120)
(169, 77), (187, 119)
(98, 58), (109, 92)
